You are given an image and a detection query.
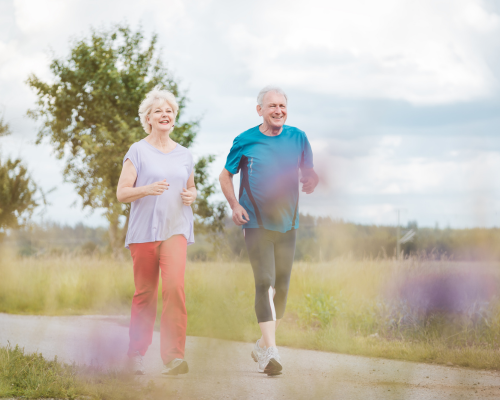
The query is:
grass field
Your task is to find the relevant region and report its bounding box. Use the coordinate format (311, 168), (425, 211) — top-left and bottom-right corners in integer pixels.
(1, 250), (500, 371)
(0, 343), (174, 399)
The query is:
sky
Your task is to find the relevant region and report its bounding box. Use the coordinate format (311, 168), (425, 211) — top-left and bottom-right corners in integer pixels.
(1, 0), (500, 228)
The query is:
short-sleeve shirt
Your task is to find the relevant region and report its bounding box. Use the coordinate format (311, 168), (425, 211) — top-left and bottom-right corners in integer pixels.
(224, 125), (313, 233)
(123, 139), (195, 249)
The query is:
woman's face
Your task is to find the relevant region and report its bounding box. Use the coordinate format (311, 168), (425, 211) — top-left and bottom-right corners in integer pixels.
(147, 101), (175, 134)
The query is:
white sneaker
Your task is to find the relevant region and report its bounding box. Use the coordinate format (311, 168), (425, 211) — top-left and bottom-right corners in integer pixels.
(251, 339), (266, 364)
(129, 351), (145, 375)
(162, 358), (189, 375)
(258, 346), (282, 376)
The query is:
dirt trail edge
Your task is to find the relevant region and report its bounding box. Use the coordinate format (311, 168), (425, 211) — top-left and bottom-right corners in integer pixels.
(1, 313), (499, 400)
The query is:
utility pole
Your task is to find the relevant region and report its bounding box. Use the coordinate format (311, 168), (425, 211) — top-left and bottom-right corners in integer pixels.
(395, 208), (408, 261)
(396, 209), (400, 261)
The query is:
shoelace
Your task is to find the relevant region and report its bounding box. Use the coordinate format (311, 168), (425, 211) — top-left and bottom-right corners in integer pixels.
(266, 347), (280, 362)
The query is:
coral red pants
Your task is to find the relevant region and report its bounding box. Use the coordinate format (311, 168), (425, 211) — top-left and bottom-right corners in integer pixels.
(128, 235), (187, 364)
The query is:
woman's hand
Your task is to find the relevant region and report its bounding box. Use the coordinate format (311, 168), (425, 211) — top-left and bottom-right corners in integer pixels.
(145, 179), (170, 196)
(181, 187), (196, 206)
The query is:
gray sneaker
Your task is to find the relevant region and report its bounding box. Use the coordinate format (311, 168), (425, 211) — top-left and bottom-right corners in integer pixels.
(129, 351), (145, 375)
(162, 358), (189, 375)
(258, 346), (282, 376)
(251, 339), (266, 364)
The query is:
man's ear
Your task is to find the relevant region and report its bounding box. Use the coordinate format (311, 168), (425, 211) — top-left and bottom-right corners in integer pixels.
(256, 104), (263, 116)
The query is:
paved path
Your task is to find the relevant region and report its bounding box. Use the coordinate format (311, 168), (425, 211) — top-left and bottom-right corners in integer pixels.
(1, 313), (499, 399)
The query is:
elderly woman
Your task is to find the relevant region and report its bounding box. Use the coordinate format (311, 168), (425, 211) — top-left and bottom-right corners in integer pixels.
(116, 86), (196, 376)
(219, 86), (319, 376)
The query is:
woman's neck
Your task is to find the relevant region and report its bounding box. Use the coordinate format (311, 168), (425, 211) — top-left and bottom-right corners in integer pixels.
(146, 130), (176, 153)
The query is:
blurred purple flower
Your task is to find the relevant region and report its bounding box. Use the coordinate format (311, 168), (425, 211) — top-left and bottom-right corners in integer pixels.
(395, 270), (497, 315)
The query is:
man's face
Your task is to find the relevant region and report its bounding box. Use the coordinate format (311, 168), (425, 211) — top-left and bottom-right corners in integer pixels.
(257, 91), (287, 129)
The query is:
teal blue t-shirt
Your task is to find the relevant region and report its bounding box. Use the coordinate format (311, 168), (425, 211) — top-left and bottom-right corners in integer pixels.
(224, 125), (314, 233)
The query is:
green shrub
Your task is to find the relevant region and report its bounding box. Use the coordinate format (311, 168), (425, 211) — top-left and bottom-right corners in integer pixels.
(297, 292), (342, 328)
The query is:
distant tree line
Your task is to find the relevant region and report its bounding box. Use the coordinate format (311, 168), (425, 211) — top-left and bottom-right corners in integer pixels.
(169, 215), (500, 262)
(5, 214), (500, 262)
(5, 222), (108, 257)
(5, 216), (500, 261)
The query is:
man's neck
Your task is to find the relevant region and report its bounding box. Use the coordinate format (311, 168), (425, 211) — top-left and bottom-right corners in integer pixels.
(259, 123), (283, 137)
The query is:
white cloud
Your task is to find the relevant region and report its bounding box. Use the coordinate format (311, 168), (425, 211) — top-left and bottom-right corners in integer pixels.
(1, 0), (500, 228)
(224, 0), (500, 105)
(325, 138), (500, 197)
(13, 0), (70, 35)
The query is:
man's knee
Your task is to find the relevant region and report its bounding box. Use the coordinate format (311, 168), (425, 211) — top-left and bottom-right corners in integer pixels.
(274, 279), (290, 295)
(255, 280), (273, 296)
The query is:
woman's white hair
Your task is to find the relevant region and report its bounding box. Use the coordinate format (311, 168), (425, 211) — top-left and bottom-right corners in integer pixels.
(138, 85), (179, 134)
(257, 85), (288, 106)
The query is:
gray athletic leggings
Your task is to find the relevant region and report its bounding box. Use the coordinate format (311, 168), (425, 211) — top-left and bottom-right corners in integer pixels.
(244, 228), (296, 323)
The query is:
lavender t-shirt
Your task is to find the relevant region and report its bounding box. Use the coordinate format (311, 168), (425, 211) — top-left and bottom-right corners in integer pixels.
(123, 139), (195, 249)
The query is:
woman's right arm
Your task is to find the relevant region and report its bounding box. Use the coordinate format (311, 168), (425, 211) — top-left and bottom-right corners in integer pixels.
(116, 159), (170, 203)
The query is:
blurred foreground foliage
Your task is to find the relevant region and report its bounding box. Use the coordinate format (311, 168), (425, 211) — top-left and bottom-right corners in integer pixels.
(5, 214), (500, 261)
(2, 248), (500, 370)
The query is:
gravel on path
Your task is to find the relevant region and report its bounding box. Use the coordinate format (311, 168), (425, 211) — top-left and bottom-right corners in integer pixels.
(1, 313), (499, 400)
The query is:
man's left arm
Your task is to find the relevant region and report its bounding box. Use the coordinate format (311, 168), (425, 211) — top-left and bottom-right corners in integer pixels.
(300, 168), (319, 194)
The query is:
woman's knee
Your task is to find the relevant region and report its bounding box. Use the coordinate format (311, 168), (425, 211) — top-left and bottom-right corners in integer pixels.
(133, 288), (158, 306)
(162, 281), (184, 296)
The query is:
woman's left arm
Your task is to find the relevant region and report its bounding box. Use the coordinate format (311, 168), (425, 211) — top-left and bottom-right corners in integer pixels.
(181, 171), (197, 206)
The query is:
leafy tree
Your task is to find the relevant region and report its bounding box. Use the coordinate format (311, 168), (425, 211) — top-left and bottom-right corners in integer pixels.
(0, 115), (38, 236)
(27, 25), (225, 258)
(0, 113), (9, 136)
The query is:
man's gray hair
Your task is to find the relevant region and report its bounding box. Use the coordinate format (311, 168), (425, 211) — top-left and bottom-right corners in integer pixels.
(257, 85), (288, 106)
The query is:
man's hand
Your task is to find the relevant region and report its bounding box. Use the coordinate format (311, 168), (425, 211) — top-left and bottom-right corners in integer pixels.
(232, 203), (250, 226)
(300, 169), (319, 194)
(220, 168), (250, 226)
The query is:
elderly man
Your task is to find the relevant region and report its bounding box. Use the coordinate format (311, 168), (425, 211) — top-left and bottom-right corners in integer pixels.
(219, 86), (319, 376)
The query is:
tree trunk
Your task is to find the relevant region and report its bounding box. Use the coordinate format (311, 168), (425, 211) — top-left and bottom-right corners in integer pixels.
(107, 210), (129, 260)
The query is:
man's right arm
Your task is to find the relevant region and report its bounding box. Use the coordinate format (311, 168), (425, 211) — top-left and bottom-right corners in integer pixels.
(219, 168), (250, 226)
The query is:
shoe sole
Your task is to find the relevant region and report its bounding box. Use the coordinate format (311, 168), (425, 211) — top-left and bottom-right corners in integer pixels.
(162, 361), (189, 376)
(264, 358), (282, 376)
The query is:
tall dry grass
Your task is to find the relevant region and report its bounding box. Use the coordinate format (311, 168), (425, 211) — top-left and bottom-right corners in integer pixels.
(2, 249), (500, 369)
